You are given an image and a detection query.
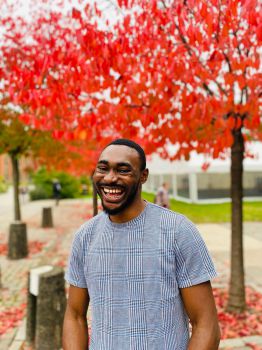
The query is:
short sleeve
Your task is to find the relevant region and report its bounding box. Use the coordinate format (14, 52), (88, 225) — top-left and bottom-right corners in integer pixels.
(174, 216), (217, 288)
(65, 226), (87, 288)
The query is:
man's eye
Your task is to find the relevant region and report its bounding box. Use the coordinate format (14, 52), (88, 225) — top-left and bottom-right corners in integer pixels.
(97, 167), (107, 173)
(118, 168), (130, 174)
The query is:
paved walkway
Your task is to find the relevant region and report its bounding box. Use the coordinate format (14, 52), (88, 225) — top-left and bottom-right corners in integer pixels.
(199, 222), (262, 292)
(0, 194), (93, 349)
(0, 191), (261, 350)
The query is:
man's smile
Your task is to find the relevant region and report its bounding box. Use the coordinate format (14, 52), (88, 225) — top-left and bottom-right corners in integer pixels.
(100, 186), (125, 202)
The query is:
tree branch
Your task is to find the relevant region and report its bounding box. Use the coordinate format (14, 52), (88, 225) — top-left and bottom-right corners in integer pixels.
(223, 52), (232, 73)
(174, 8), (227, 96)
(215, 0), (222, 43)
(233, 30), (242, 57)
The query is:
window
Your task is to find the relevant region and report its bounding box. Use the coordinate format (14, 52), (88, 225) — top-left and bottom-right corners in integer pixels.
(177, 174), (190, 199)
(197, 173), (230, 199)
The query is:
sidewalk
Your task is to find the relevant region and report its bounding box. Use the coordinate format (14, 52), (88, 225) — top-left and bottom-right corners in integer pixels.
(0, 196), (93, 349)
(0, 195), (261, 350)
(199, 222), (262, 292)
(199, 223), (262, 350)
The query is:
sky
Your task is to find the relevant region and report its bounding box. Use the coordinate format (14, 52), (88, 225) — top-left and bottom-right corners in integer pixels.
(1, 0), (121, 28)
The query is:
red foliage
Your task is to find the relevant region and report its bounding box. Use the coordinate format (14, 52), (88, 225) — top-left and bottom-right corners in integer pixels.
(0, 243), (7, 255)
(0, 0), (104, 175)
(27, 240), (46, 256)
(1, 0), (261, 163)
(108, 0), (261, 158)
(0, 241), (46, 256)
(214, 287), (262, 339)
(0, 303), (26, 335)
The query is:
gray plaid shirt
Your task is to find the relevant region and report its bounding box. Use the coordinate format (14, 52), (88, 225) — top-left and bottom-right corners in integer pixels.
(66, 202), (217, 350)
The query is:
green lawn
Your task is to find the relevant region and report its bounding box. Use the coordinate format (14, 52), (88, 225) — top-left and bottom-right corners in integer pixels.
(142, 192), (262, 223)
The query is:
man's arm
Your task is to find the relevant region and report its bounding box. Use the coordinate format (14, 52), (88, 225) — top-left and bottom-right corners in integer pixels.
(63, 285), (90, 350)
(180, 281), (220, 350)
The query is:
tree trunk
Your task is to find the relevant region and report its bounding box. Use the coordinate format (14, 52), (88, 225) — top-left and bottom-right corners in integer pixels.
(10, 153), (21, 221)
(8, 153), (28, 259)
(92, 182), (98, 217)
(227, 129), (246, 312)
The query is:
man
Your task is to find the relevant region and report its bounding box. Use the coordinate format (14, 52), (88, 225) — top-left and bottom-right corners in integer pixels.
(154, 182), (170, 208)
(53, 179), (62, 206)
(63, 139), (220, 350)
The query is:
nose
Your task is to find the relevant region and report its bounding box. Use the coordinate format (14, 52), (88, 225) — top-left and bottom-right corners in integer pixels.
(103, 169), (118, 182)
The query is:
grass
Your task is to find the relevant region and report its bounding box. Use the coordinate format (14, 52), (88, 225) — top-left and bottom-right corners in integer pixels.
(142, 192), (262, 223)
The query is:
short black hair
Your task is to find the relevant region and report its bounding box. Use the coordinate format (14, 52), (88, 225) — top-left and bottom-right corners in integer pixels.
(105, 138), (146, 170)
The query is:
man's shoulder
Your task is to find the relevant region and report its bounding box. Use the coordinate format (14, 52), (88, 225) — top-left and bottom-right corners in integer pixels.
(146, 202), (185, 224)
(76, 211), (106, 238)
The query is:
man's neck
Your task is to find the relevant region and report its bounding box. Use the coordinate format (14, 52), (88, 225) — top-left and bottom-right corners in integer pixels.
(109, 199), (147, 223)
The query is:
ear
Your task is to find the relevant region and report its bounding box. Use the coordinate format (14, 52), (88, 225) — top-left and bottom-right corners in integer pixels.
(140, 168), (149, 184)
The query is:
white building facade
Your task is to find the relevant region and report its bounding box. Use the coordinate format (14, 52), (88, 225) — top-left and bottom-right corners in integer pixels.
(144, 143), (262, 203)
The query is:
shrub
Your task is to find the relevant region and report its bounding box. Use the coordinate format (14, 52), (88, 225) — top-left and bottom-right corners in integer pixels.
(0, 177), (8, 193)
(30, 168), (81, 200)
(30, 187), (50, 200)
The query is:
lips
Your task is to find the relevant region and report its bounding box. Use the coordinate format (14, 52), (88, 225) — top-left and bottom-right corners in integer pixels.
(100, 186), (125, 203)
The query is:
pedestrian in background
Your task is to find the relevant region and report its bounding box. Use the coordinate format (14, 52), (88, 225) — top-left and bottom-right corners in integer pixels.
(155, 182), (170, 208)
(52, 179), (61, 206)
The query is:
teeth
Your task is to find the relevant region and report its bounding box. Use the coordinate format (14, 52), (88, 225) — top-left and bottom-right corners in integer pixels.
(103, 188), (122, 194)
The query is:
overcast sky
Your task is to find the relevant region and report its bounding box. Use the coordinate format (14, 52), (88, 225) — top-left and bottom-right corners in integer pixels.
(1, 0), (122, 28)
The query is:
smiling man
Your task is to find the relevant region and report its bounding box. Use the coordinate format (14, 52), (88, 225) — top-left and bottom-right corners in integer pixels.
(63, 139), (220, 350)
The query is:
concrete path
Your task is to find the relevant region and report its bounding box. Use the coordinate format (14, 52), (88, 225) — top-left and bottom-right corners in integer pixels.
(199, 223), (262, 291)
(0, 191), (261, 350)
(0, 194), (93, 350)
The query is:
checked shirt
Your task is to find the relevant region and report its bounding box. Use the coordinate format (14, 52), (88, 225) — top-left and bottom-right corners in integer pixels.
(65, 202), (217, 350)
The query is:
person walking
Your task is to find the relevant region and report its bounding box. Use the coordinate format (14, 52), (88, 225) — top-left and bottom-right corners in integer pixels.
(52, 179), (62, 206)
(63, 138), (220, 350)
(154, 182), (170, 208)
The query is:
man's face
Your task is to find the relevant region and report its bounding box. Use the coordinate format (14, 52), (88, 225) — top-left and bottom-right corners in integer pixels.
(93, 145), (146, 215)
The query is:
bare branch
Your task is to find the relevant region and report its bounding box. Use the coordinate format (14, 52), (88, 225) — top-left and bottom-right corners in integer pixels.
(223, 52), (232, 73)
(203, 82), (214, 96)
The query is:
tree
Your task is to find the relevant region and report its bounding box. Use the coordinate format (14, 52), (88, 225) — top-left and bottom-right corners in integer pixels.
(0, 106), (60, 258)
(103, 0), (262, 312)
(0, 116), (39, 221)
(0, 0), (108, 223)
(0, 0), (123, 220)
(3, 0), (261, 311)
(64, 0), (260, 312)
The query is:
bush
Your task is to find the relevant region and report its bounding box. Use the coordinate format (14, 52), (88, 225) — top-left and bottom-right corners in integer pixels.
(0, 177), (8, 193)
(79, 175), (92, 196)
(30, 187), (50, 200)
(29, 168), (81, 200)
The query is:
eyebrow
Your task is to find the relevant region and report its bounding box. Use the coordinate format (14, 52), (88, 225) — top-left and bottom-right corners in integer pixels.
(97, 160), (132, 168)
(117, 162), (132, 168)
(97, 160), (109, 165)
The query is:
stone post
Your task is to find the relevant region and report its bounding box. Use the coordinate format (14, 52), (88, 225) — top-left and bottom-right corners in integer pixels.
(41, 207), (53, 228)
(26, 266), (66, 350)
(8, 221), (28, 259)
(26, 272), (36, 343)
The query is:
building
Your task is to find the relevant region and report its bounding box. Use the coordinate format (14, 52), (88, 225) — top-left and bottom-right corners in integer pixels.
(144, 142), (262, 203)
(0, 154), (34, 184)
(0, 154), (12, 182)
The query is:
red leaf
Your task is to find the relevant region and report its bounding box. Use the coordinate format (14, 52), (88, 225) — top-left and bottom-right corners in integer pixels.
(72, 8), (82, 20)
(19, 113), (32, 125)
